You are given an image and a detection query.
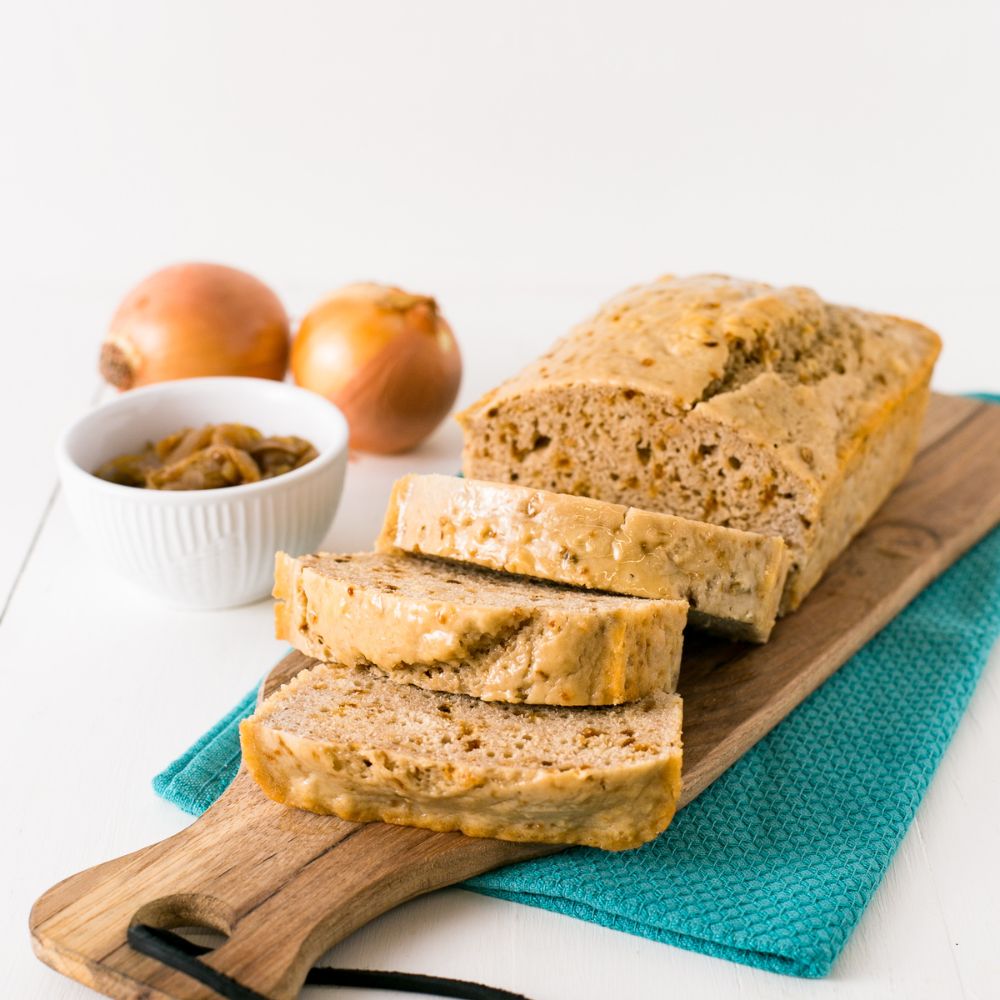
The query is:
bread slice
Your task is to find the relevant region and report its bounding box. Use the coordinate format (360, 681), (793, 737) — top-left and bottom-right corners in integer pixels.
(457, 274), (941, 612)
(378, 473), (789, 641)
(275, 551), (687, 706)
(240, 661), (683, 850)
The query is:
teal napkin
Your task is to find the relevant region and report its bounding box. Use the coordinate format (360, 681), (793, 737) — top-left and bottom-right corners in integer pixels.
(154, 502), (1000, 979)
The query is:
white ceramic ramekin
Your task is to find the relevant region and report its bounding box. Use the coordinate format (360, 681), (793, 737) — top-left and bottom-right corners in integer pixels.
(57, 377), (349, 609)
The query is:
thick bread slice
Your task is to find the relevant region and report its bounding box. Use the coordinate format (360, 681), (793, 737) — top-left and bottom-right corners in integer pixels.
(457, 274), (941, 612)
(378, 474), (789, 641)
(275, 552), (687, 706)
(240, 661), (684, 850)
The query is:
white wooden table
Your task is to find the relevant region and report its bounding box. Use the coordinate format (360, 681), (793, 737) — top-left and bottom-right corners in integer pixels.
(2, 278), (998, 1000)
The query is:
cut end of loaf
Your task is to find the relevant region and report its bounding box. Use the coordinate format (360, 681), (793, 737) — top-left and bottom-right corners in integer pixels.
(460, 381), (814, 583)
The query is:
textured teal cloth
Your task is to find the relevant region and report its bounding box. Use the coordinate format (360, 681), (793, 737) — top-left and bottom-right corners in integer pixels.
(154, 505), (1000, 978)
(153, 686), (257, 815)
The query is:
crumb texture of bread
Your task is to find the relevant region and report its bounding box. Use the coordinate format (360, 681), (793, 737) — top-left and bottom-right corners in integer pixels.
(274, 551), (687, 705)
(457, 274), (941, 611)
(378, 473), (789, 641)
(240, 662), (683, 850)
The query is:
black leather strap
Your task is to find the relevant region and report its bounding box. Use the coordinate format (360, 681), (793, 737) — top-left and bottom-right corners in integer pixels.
(127, 924), (531, 1000)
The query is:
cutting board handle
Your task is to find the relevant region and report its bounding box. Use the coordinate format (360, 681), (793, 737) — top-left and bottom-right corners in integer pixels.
(30, 767), (553, 1000)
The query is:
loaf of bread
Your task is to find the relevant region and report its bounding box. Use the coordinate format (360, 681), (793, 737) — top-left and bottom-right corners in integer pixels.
(378, 474), (789, 641)
(240, 661), (683, 850)
(274, 551), (687, 705)
(458, 274), (941, 611)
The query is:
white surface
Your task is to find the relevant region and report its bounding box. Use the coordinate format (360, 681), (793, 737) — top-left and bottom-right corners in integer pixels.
(2, 2), (999, 998)
(58, 377), (349, 608)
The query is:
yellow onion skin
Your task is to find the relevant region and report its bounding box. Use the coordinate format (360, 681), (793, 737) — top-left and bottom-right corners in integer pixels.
(100, 262), (290, 390)
(292, 283), (462, 454)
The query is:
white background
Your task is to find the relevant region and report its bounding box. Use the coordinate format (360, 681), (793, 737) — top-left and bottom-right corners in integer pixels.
(2, 2), (998, 998)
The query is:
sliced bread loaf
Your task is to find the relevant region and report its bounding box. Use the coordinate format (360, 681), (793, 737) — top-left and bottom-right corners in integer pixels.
(378, 473), (789, 641)
(275, 551), (687, 705)
(457, 274), (941, 612)
(240, 661), (684, 850)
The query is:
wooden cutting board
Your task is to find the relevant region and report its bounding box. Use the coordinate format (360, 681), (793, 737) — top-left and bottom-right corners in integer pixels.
(30, 393), (1000, 1000)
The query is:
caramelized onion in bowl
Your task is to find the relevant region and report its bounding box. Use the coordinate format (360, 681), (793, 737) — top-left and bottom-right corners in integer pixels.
(94, 423), (318, 490)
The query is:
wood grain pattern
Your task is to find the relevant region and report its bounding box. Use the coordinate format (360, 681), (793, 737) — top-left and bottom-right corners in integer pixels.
(29, 393), (1000, 1000)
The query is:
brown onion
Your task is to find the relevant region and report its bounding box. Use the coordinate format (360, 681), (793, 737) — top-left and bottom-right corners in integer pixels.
(291, 283), (462, 454)
(100, 262), (290, 390)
